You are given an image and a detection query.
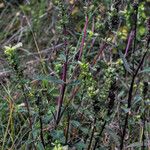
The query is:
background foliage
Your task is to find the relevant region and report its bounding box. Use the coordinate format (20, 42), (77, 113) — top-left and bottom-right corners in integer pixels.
(0, 0), (149, 149)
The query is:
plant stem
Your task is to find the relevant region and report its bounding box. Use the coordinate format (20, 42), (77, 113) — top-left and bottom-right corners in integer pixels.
(56, 25), (68, 125)
(78, 15), (88, 60)
(58, 87), (80, 122)
(132, 2), (139, 70)
(65, 112), (70, 144)
(120, 51), (147, 150)
(93, 82), (116, 149)
(2, 102), (14, 150)
(142, 109), (146, 150)
(141, 81), (148, 150)
(36, 94), (45, 148)
(87, 118), (96, 150)
(39, 116), (45, 148)
(93, 121), (107, 150)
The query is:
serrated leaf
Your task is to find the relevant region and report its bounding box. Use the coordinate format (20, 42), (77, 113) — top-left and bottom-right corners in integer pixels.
(119, 50), (133, 74)
(74, 141), (86, 150)
(71, 120), (81, 128)
(51, 130), (64, 139)
(51, 130), (65, 143)
(35, 75), (64, 84)
(80, 127), (89, 134)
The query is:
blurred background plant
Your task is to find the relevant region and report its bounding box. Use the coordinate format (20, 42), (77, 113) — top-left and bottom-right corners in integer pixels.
(0, 0), (149, 149)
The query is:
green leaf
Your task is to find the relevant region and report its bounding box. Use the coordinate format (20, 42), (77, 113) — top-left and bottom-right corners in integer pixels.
(62, 145), (69, 150)
(74, 141), (86, 150)
(71, 120), (81, 128)
(139, 26), (146, 36)
(106, 127), (120, 146)
(140, 67), (150, 73)
(133, 95), (142, 106)
(20, 144), (26, 150)
(68, 80), (81, 86)
(121, 106), (131, 113)
(119, 50), (133, 74)
(80, 127), (89, 134)
(59, 53), (66, 61)
(51, 130), (65, 143)
(37, 142), (45, 150)
(35, 75), (64, 84)
(127, 141), (149, 148)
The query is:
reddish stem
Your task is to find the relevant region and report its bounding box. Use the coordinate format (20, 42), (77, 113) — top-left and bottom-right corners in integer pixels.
(56, 27), (68, 125)
(125, 30), (135, 57)
(78, 15), (88, 60)
(92, 43), (107, 66)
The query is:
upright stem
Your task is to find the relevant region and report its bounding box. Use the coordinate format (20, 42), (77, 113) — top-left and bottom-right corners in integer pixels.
(58, 87), (80, 122)
(39, 116), (45, 147)
(93, 121), (106, 150)
(78, 15), (88, 61)
(65, 112), (70, 144)
(142, 109), (146, 150)
(142, 81), (148, 150)
(87, 118), (96, 150)
(120, 51), (147, 150)
(132, 3), (139, 70)
(2, 101), (14, 150)
(36, 94), (45, 147)
(56, 25), (68, 125)
(21, 85), (37, 150)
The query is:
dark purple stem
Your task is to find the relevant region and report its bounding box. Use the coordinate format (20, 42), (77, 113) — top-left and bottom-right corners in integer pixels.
(92, 43), (107, 66)
(78, 15), (88, 60)
(56, 27), (68, 125)
(120, 51), (147, 150)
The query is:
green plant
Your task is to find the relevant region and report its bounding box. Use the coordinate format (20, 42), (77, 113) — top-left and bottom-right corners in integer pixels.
(0, 0), (149, 149)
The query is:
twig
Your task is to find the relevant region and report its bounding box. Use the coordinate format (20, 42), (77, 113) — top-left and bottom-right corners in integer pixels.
(120, 51), (147, 150)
